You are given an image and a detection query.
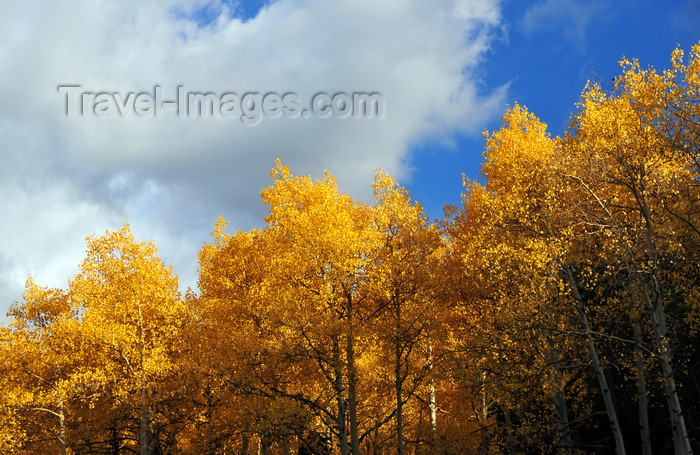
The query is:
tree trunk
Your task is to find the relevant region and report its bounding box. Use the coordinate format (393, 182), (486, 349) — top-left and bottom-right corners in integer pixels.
(333, 334), (350, 455)
(546, 341), (573, 455)
(477, 370), (491, 455)
(641, 274), (693, 455)
(427, 338), (437, 445)
(111, 420), (120, 454)
(394, 298), (405, 455)
(428, 380), (437, 434)
(633, 316), (653, 455)
(395, 336), (405, 455)
(504, 408), (515, 455)
(282, 434), (291, 455)
(241, 432), (250, 455)
(139, 396), (156, 455)
(138, 307), (155, 455)
(552, 380), (572, 455)
(638, 187), (693, 455)
(346, 294), (360, 455)
(325, 408), (334, 455)
(59, 400), (67, 455)
(481, 370), (488, 422)
(260, 434), (271, 455)
(565, 266), (626, 455)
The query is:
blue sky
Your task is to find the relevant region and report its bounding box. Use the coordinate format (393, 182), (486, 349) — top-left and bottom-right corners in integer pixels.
(406, 0), (700, 219)
(0, 0), (698, 316)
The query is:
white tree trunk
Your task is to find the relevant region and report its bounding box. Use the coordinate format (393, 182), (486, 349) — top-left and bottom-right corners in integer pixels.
(565, 267), (626, 455)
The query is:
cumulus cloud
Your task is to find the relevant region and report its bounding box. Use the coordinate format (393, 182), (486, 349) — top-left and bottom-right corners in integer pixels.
(0, 0), (505, 316)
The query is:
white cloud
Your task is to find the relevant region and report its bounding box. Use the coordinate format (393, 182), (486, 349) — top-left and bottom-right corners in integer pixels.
(0, 0), (505, 318)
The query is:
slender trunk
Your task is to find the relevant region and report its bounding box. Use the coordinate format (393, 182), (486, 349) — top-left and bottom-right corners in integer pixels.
(241, 432), (250, 455)
(504, 408), (515, 455)
(333, 334), (350, 455)
(546, 341), (573, 455)
(477, 371), (491, 455)
(282, 434), (291, 455)
(326, 408), (334, 455)
(111, 420), (120, 454)
(428, 380), (437, 436)
(428, 339), (438, 447)
(140, 395), (153, 455)
(346, 294), (360, 455)
(260, 434), (271, 455)
(425, 334), (437, 449)
(641, 273), (692, 455)
(565, 266), (626, 455)
(59, 400), (67, 455)
(346, 339), (360, 455)
(633, 316), (653, 455)
(394, 297), (405, 455)
(395, 334), (404, 455)
(552, 385), (572, 455)
(481, 370), (488, 422)
(638, 189), (693, 455)
(138, 306), (154, 455)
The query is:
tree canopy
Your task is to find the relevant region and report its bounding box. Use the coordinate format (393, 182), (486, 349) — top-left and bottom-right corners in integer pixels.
(1, 43), (699, 454)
